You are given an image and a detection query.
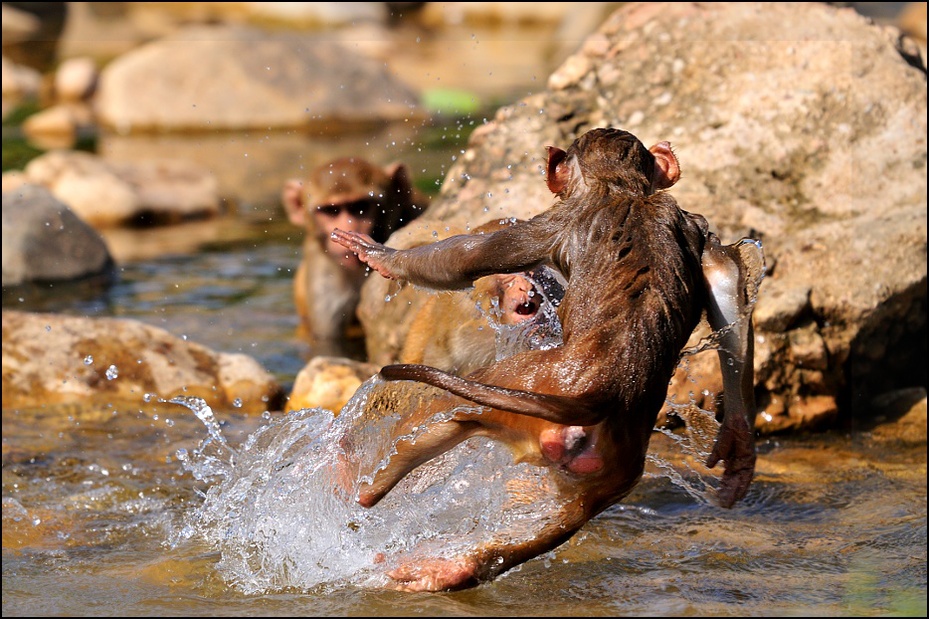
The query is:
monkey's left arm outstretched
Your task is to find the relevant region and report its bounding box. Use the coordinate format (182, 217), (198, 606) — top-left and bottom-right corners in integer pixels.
(701, 234), (765, 508)
(331, 218), (556, 291)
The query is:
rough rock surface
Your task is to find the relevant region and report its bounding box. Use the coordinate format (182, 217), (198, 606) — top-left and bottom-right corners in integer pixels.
(2, 310), (283, 415)
(358, 2), (928, 433)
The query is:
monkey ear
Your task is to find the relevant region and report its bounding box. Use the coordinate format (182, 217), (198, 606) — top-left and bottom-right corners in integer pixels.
(649, 141), (680, 190)
(385, 162), (414, 201)
(282, 179), (309, 226)
(546, 146), (570, 194)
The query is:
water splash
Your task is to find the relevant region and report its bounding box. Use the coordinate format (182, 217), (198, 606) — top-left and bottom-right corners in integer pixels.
(487, 266), (565, 360)
(649, 403), (720, 504)
(169, 384), (565, 595)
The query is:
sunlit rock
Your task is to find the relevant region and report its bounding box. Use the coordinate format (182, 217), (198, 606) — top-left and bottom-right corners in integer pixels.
(358, 1), (927, 432)
(95, 24), (423, 133)
(285, 356), (380, 415)
(1, 310), (283, 414)
(13, 150), (221, 228)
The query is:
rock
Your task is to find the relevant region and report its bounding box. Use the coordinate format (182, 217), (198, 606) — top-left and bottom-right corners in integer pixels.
(1, 55), (42, 119)
(21, 102), (95, 149)
(54, 56), (98, 102)
(1, 184), (114, 287)
(1, 310), (283, 415)
(95, 24), (423, 133)
(869, 387), (927, 444)
(14, 150), (221, 227)
(358, 1), (927, 432)
(285, 356), (380, 414)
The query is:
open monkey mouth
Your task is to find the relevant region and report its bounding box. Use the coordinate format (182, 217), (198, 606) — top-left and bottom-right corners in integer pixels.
(513, 297), (541, 316)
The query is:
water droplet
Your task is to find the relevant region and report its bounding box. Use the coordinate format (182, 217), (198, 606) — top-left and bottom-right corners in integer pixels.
(106, 365), (118, 380)
(84, 355), (93, 365)
(233, 398), (243, 408)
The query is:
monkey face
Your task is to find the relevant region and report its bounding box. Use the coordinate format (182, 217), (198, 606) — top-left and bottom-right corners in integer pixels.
(314, 200), (376, 271)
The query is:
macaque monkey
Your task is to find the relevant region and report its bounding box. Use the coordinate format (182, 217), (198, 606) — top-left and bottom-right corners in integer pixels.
(332, 128), (762, 592)
(282, 157), (428, 349)
(399, 218), (565, 376)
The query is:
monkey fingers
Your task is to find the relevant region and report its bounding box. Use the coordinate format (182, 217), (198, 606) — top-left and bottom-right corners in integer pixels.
(386, 556), (481, 592)
(330, 229), (397, 279)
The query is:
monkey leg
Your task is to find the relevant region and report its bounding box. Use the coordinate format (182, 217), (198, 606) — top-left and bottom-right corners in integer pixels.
(701, 234), (765, 507)
(358, 414), (481, 508)
(345, 379), (488, 508)
(386, 492), (590, 592)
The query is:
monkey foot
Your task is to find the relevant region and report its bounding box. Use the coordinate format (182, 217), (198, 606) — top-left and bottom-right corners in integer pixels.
(386, 556), (480, 592)
(539, 426), (604, 474)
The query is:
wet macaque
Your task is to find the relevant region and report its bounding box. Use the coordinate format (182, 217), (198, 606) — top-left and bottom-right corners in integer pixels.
(332, 128), (762, 592)
(399, 218), (565, 376)
(283, 157), (428, 346)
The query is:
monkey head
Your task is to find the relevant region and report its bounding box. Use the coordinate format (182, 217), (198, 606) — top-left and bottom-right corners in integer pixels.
(284, 157), (424, 272)
(546, 128), (681, 198)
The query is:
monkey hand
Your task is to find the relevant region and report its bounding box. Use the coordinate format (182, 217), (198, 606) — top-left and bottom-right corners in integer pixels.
(705, 412), (756, 509)
(330, 229), (398, 279)
(386, 556), (480, 592)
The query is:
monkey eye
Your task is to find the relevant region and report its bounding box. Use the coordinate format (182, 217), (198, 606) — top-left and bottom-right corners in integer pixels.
(346, 202), (374, 218)
(316, 201), (376, 219)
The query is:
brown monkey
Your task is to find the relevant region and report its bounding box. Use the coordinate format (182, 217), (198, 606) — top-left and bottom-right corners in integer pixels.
(282, 157), (428, 350)
(332, 128), (761, 592)
(398, 218), (565, 376)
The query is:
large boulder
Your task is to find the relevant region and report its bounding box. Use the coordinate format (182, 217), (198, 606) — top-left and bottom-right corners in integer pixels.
(95, 24), (423, 133)
(358, 2), (927, 433)
(1, 310), (284, 415)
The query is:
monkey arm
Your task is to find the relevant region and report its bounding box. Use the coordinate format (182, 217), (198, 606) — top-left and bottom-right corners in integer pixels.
(701, 234), (765, 508)
(331, 220), (556, 291)
(379, 363), (607, 426)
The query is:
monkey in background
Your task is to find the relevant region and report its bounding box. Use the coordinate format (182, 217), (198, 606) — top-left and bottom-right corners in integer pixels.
(333, 128), (762, 592)
(282, 157), (429, 353)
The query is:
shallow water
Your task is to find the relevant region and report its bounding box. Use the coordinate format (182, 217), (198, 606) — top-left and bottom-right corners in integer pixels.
(3, 388), (925, 616)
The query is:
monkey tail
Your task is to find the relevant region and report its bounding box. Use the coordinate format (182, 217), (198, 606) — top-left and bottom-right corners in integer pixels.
(379, 363), (603, 426)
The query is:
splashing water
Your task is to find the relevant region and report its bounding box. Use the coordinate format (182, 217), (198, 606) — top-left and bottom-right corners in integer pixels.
(488, 266), (565, 360)
(169, 383), (566, 594)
